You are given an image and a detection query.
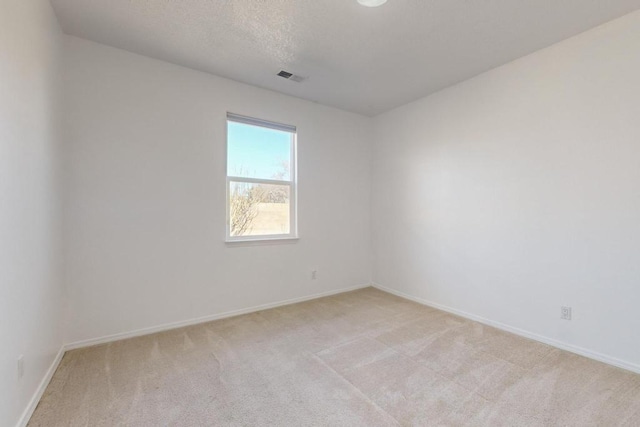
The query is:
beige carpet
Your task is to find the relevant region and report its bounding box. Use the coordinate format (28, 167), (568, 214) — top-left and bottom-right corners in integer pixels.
(29, 288), (640, 426)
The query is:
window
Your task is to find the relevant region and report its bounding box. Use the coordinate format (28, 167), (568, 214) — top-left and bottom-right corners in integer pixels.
(226, 113), (297, 241)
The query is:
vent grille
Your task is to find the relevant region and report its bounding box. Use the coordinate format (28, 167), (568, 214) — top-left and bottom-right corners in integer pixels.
(277, 70), (305, 83)
(277, 70), (293, 79)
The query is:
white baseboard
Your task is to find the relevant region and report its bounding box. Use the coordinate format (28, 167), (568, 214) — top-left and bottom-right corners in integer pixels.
(372, 283), (640, 375)
(16, 346), (65, 427)
(65, 284), (371, 351)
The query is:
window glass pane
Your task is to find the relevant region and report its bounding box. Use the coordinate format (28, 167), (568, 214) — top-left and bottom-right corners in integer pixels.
(229, 181), (290, 236)
(227, 121), (291, 181)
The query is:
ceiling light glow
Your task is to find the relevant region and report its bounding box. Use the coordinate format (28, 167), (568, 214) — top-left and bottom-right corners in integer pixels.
(357, 0), (387, 7)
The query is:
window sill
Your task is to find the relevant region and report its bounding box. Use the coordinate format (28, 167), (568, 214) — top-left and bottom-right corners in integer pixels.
(225, 236), (300, 246)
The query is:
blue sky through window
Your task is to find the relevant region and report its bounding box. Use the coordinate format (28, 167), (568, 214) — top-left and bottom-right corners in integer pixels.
(227, 121), (292, 180)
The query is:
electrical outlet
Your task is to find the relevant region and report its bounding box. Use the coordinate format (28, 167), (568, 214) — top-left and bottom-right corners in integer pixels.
(17, 355), (24, 379)
(561, 306), (572, 320)
(311, 270), (317, 280)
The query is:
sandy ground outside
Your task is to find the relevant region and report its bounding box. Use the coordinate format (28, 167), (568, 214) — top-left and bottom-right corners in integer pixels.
(243, 202), (289, 235)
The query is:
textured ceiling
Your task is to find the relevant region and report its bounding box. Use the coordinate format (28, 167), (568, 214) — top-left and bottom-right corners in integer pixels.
(50, 0), (640, 116)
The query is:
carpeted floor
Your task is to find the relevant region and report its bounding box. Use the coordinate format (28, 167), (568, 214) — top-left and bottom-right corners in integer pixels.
(29, 287), (640, 426)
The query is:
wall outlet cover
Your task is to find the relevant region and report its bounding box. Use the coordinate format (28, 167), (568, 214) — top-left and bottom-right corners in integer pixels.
(17, 355), (24, 378)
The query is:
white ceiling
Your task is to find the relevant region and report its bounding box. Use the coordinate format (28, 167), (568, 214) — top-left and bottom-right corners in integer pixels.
(50, 0), (640, 116)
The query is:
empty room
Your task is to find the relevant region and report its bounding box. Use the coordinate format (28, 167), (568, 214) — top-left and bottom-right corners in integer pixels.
(3, 0), (640, 425)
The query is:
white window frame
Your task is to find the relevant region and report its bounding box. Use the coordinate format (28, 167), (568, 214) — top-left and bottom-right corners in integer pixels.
(225, 113), (298, 242)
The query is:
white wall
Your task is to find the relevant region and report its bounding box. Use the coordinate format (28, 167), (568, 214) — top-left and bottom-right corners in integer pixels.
(372, 10), (640, 370)
(62, 36), (372, 344)
(0, 1), (64, 426)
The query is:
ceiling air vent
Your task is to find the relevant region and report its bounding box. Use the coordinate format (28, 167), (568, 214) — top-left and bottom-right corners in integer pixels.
(277, 70), (305, 83)
(277, 70), (293, 78)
